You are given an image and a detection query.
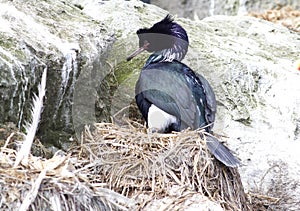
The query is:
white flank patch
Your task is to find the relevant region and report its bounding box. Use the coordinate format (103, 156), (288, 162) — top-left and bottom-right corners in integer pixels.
(148, 104), (177, 132)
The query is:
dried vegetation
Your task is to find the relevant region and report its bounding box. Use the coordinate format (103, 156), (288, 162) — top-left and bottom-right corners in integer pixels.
(249, 6), (300, 32)
(0, 121), (284, 210)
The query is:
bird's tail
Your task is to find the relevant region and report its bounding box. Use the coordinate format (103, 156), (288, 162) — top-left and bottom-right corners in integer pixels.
(204, 134), (240, 168)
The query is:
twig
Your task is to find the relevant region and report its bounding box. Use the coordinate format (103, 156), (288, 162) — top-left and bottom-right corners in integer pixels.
(19, 151), (66, 211)
(3, 132), (16, 149)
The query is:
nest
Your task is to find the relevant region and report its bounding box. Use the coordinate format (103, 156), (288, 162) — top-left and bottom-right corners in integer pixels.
(79, 122), (251, 210)
(1, 121), (255, 210)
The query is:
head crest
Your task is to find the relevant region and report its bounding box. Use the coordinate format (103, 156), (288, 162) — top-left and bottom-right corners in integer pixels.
(127, 15), (189, 62)
(157, 14), (174, 25)
(136, 15), (188, 52)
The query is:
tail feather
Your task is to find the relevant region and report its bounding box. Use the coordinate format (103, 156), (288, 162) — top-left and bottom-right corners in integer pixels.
(205, 135), (240, 168)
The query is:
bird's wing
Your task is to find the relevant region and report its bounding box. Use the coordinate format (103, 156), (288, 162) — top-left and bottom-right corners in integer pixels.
(194, 73), (216, 130)
(135, 62), (200, 130)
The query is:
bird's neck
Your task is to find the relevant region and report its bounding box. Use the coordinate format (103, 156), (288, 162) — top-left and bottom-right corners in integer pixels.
(144, 42), (188, 67)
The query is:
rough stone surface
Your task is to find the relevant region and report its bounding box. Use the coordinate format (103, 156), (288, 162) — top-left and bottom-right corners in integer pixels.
(0, 0), (300, 209)
(183, 16), (300, 210)
(150, 0), (300, 20)
(0, 0), (115, 148)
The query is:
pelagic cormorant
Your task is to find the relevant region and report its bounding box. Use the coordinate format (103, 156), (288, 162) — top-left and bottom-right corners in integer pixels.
(127, 15), (239, 167)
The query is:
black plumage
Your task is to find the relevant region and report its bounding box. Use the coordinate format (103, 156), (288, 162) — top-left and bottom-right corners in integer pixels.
(127, 15), (239, 167)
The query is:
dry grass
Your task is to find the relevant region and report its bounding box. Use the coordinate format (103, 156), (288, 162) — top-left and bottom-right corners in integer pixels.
(249, 6), (300, 32)
(78, 122), (250, 210)
(0, 145), (133, 210)
(0, 121), (282, 210)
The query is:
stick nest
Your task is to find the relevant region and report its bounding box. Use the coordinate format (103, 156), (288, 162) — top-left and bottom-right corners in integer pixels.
(1, 121), (254, 210)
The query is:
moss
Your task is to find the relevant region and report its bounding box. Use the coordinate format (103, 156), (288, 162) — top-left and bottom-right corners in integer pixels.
(114, 57), (144, 85)
(0, 35), (14, 50)
(0, 35), (26, 62)
(94, 54), (146, 123)
(134, 4), (147, 14)
(115, 30), (123, 39)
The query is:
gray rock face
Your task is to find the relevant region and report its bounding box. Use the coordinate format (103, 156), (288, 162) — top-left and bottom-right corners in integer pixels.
(150, 0), (300, 19)
(0, 0), (114, 147)
(0, 0), (300, 209)
(185, 16), (300, 210)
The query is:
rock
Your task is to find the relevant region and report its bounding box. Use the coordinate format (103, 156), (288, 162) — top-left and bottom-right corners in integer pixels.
(0, 0), (169, 148)
(1, 0), (300, 209)
(186, 16), (300, 210)
(0, 0), (114, 148)
(150, 0), (300, 20)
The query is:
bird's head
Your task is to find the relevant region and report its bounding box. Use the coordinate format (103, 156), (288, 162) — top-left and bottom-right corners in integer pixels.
(127, 15), (189, 62)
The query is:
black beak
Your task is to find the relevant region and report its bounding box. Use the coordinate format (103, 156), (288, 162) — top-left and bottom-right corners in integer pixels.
(126, 41), (150, 61)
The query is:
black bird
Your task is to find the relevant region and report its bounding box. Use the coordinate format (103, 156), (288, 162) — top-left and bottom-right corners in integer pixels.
(127, 15), (239, 167)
